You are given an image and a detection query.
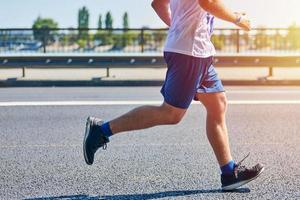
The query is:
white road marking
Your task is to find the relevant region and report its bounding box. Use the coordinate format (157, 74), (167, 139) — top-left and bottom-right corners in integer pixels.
(0, 142), (291, 149)
(0, 100), (300, 107)
(226, 90), (300, 94)
(229, 100), (300, 104)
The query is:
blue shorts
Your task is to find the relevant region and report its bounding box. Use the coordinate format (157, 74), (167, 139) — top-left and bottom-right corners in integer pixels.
(161, 52), (225, 109)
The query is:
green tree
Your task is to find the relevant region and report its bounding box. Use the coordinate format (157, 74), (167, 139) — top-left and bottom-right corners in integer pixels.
(94, 31), (114, 45)
(287, 24), (300, 50)
(242, 31), (249, 49)
(211, 35), (225, 50)
(94, 12), (114, 48)
(78, 6), (89, 29)
(78, 6), (89, 42)
(77, 7), (90, 49)
(98, 14), (103, 29)
(120, 31), (137, 48)
(32, 17), (58, 46)
(254, 26), (271, 50)
(105, 11), (113, 29)
(123, 12), (129, 30)
(153, 30), (167, 44)
(59, 29), (77, 46)
(274, 30), (285, 50)
(32, 16), (58, 30)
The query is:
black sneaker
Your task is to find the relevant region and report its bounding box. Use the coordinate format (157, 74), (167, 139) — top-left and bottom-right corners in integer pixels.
(221, 153), (265, 191)
(83, 116), (109, 165)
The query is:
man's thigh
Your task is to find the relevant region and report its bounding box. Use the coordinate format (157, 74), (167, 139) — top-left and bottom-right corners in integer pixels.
(161, 52), (211, 109)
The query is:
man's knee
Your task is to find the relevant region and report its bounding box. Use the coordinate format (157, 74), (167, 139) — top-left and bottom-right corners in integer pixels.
(205, 93), (228, 116)
(218, 94), (228, 113)
(207, 95), (227, 123)
(160, 103), (186, 125)
(168, 111), (184, 124)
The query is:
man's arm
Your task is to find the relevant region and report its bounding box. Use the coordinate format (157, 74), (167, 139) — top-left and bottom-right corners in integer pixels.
(151, 0), (171, 27)
(198, 0), (251, 31)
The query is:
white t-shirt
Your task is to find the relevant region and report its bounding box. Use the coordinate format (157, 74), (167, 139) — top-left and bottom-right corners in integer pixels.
(164, 0), (216, 58)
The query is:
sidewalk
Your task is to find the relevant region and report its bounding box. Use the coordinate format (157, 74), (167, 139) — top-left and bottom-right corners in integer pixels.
(1, 67), (300, 86)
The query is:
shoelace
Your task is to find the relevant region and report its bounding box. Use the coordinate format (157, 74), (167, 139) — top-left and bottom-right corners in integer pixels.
(237, 152), (250, 166)
(94, 140), (107, 150)
(234, 152), (250, 178)
(103, 143), (107, 150)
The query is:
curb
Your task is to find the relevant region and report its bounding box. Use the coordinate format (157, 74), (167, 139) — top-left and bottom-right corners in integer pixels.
(0, 79), (165, 87)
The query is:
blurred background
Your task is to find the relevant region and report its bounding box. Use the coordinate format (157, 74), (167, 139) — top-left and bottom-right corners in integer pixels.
(0, 0), (299, 54)
(0, 0), (299, 83)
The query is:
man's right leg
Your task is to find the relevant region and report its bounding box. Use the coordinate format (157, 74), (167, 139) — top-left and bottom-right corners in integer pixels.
(109, 102), (186, 134)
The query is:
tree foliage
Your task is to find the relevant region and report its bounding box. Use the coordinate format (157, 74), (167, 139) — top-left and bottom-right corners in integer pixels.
(287, 24), (300, 49)
(78, 6), (89, 29)
(253, 26), (272, 50)
(78, 6), (89, 41)
(105, 12), (113, 29)
(211, 33), (225, 50)
(98, 14), (103, 29)
(32, 17), (58, 45)
(94, 31), (114, 45)
(123, 12), (129, 30)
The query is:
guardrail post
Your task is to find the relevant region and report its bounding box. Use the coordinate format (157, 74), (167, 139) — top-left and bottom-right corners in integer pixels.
(268, 66), (273, 77)
(42, 29), (47, 53)
(22, 67), (26, 78)
(106, 67), (110, 77)
(141, 29), (145, 53)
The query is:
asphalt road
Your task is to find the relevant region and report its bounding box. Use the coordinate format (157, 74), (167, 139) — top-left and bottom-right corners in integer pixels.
(0, 87), (299, 200)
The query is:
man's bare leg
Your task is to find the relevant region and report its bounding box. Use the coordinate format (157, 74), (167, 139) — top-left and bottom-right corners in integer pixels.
(83, 101), (186, 165)
(195, 92), (232, 167)
(109, 102), (186, 134)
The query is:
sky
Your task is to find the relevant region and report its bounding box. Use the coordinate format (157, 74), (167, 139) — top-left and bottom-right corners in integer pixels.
(0, 0), (300, 29)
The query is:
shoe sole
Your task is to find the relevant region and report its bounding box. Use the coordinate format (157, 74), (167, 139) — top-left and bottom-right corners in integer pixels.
(83, 116), (93, 165)
(222, 166), (265, 191)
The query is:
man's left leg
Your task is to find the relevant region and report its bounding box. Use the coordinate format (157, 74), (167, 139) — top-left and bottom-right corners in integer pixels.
(195, 92), (232, 167)
(195, 92), (264, 190)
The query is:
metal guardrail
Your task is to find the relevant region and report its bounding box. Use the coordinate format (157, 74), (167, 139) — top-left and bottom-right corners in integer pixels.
(1, 28), (300, 83)
(213, 54), (300, 78)
(1, 54), (300, 79)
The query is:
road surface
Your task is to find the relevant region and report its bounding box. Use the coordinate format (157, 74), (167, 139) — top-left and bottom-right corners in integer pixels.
(0, 86), (299, 199)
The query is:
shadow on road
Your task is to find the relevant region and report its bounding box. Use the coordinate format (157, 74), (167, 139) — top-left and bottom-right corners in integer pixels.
(24, 188), (250, 200)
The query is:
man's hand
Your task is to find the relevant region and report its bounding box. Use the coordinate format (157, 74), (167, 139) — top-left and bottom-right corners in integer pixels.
(198, 0), (251, 32)
(234, 12), (251, 31)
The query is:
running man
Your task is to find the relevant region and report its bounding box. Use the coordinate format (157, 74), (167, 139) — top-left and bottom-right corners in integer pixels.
(83, 0), (264, 191)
